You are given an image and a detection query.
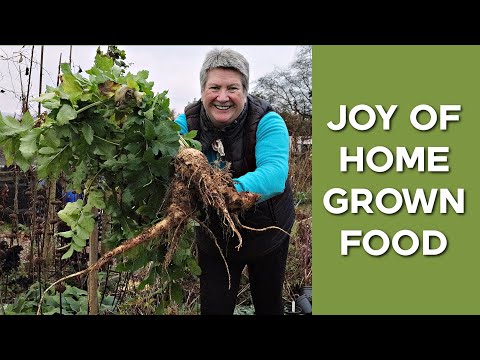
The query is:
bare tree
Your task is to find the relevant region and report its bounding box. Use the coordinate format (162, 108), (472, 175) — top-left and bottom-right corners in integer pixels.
(253, 45), (312, 120)
(0, 46), (38, 117)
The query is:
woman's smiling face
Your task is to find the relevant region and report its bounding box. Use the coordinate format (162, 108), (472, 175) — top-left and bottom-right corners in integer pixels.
(201, 68), (247, 128)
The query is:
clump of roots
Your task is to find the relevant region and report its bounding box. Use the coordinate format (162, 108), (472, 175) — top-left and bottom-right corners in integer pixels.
(37, 147), (260, 314)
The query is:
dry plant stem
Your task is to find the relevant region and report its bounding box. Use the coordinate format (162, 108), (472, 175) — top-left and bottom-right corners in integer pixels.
(297, 216), (312, 224)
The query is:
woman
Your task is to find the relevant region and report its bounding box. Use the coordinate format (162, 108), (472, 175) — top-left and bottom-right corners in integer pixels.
(175, 48), (295, 315)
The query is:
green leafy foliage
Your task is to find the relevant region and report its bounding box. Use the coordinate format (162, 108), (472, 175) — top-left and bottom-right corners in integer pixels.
(2, 282), (115, 315)
(1, 47), (178, 252)
(0, 47), (202, 311)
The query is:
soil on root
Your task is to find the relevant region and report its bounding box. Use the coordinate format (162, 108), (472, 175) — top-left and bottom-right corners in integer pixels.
(93, 147), (260, 273)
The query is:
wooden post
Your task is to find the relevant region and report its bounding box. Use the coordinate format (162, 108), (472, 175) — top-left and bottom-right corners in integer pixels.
(88, 209), (99, 315)
(12, 167), (19, 246)
(42, 179), (56, 266)
(37, 45), (44, 116)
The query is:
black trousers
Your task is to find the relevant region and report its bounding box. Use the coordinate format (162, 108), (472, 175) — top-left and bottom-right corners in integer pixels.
(198, 237), (290, 315)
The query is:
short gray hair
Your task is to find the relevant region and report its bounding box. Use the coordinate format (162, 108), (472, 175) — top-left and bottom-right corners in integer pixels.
(200, 48), (249, 93)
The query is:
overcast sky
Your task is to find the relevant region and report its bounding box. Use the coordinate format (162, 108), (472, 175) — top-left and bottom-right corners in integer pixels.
(0, 45), (299, 117)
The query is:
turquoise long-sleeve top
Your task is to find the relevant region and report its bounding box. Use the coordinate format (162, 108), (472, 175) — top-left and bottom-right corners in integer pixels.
(175, 111), (290, 202)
